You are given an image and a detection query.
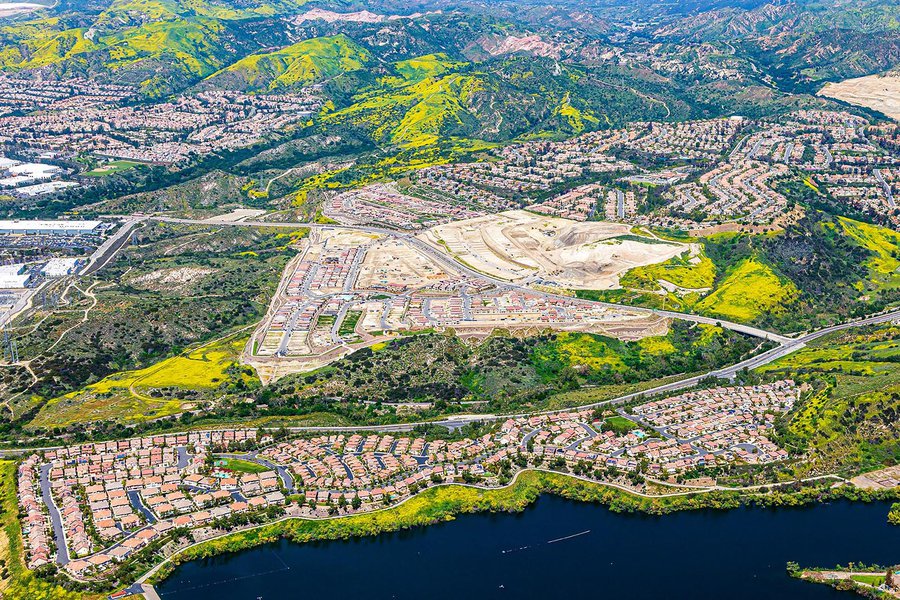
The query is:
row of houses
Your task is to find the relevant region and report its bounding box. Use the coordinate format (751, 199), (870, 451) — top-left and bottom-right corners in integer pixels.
(18, 456), (53, 569)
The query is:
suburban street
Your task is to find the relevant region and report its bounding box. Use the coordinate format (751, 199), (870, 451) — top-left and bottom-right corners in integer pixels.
(218, 452), (296, 493)
(39, 463), (69, 565)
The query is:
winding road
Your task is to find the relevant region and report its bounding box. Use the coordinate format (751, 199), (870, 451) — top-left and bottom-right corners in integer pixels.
(0, 213), (892, 449)
(0, 307), (896, 454)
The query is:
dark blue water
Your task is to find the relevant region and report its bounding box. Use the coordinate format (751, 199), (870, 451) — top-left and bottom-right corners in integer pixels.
(156, 497), (898, 599)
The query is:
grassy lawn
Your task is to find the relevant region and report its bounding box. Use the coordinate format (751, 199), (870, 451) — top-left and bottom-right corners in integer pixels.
(83, 160), (143, 177)
(850, 574), (885, 587)
(603, 415), (639, 434)
(338, 311), (362, 336)
(215, 457), (270, 474)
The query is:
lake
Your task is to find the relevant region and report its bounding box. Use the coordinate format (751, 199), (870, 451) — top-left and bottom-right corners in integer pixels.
(155, 496), (899, 599)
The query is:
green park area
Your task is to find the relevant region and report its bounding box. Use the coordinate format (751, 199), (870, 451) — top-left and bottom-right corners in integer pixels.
(214, 457), (269, 474)
(83, 160), (143, 177)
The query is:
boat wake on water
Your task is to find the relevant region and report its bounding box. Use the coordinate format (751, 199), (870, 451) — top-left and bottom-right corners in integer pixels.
(547, 530), (591, 544)
(501, 530), (591, 554)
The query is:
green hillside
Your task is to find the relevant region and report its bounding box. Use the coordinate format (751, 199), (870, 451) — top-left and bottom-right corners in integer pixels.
(322, 71), (491, 148)
(836, 216), (900, 292)
(391, 53), (469, 83)
(695, 256), (799, 323)
(319, 57), (614, 149)
(209, 34), (373, 91)
(760, 324), (900, 474)
(0, 0), (307, 96)
(603, 210), (899, 333)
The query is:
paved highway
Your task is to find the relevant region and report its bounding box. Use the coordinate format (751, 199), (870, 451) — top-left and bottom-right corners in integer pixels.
(82, 217), (144, 276)
(277, 305), (900, 432)
(0, 215), (887, 452)
(0, 308), (895, 458)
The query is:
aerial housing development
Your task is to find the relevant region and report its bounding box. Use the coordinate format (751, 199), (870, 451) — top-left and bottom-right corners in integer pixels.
(17, 382), (799, 583)
(0, 0), (899, 598)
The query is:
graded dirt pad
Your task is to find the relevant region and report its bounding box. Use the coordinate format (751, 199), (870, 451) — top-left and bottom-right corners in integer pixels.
(849, 464), (900, 490)
(323, 228), (381, 248)
(356, 237), (452, 291)
(245, 219), (675, 380)
(818, 75), (900, 122)
(203, 208), (268, 223)
(421, 210), (689, 289)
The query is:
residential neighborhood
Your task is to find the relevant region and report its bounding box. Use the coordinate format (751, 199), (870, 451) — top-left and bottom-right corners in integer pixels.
(16, 382), (800, 584)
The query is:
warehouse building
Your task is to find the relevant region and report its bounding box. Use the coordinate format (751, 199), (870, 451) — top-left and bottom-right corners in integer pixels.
(0, 220), (103, 236)
(0, 264), (30, 288)
(41, 258), (81, 278)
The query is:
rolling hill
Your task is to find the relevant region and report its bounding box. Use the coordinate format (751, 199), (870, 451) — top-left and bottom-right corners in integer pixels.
(0, 0), (302, 95)
(205, 34), (373, 92)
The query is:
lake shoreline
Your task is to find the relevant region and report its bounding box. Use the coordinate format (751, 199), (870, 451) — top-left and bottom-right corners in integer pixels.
(145, 469), (900, 588)
(153, 492), (900, 600)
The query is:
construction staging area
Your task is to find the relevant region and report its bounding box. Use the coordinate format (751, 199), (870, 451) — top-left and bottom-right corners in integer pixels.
(246, 223), (669, 381)
(818, 74), (900, 122)
(420, 210), (691, 290)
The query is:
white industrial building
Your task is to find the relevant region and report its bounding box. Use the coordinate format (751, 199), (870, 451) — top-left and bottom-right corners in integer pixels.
(41, 257), (80, 278)
(15, 181), (79, 197)
(0, 163), (61, 188)
(0, 264), (30, 288)
(0, 220), (103, 236)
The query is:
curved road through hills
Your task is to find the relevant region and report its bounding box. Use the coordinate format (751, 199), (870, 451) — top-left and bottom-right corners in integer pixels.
(2, 307), (897, 457)
(56, 213), (895, 436)
(267, 305), (899, 432)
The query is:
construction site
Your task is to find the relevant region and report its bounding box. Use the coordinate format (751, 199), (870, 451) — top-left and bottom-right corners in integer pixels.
(419, 210), (692, 290)
(245, 221), (671, 381)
